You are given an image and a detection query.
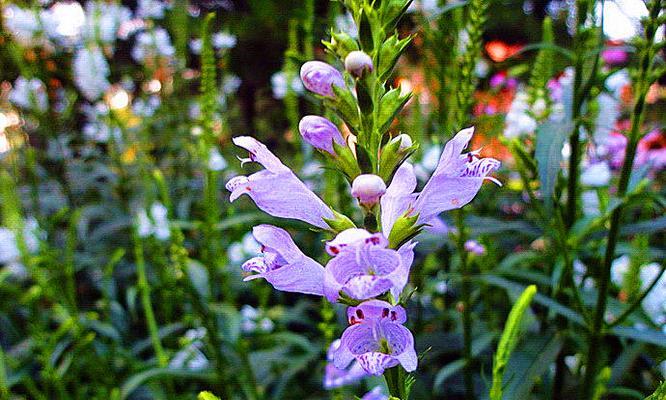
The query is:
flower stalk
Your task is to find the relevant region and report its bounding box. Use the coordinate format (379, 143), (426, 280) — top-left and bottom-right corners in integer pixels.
(581, 1), (663, 397)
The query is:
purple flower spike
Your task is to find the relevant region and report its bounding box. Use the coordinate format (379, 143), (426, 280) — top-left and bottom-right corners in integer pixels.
(381, 127), (501, 236)
(300, 61), (345, 97)
(226, 136), (335, 229)
(333, 300), (417, 375)
(325, 228), (388, 256)
(298, 115), (345, 154)
(464, 240), (486, 255)
(241, 224), (325, 295)
(323, 229), (412, 302)
(323, 339), (369, 389)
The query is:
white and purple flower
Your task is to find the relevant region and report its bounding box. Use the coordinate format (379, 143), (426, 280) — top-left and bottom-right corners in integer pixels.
(333, 300), (417, 375)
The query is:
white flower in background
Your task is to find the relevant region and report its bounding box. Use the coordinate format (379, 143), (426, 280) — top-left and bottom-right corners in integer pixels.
(41, 1), (86, 47)
(240, 305), (274, 334)
(189, 38), (203, 54)
(222, 75), (242, 95)
(73, 47), (111, 101)
(132, 96), (161, 117)
(475, 59), (490, 78)
(3, 5), (42, 46)
(208, 148), (227, 171)
(83, 1), (132, 45)
(227, 232), (260, 264)
(270, 71), (304, 99)
(213, 32), (236, 50)
(581, 190), (601, 216)
(504, 91), (537, 138)
(0, 218), (42, 279)
(137, 0), (170, 19)
(605, 69), (630, 98)
(170, 328), (209, 371)
(612, 255), (666, 327)
(409, 0), (441, 14)
(640, 263), (666, 327)
(594, 93), (620, 141)
(334, 11), (357, 38)
(136, 202), (170, 240)
(581, 162), (611, 187)
(132, 28), (175, 62)
(9, 77), (48, 112)
(83, 122), (121, 143)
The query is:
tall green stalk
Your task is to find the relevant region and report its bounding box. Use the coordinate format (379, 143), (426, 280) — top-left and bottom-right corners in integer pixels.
(580, 1), (663, 397)
(132, 229), (168, 367)
(0, 346), (9, 399)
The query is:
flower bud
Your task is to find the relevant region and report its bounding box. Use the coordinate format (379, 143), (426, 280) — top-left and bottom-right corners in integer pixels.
(300, 61), (345, 97)
(344, 50), (373, 77)
(464, 240), (485, 255)
(298, 116), (345, 154)
(351, 174), (386, 206)
(391, 133), (413, 151)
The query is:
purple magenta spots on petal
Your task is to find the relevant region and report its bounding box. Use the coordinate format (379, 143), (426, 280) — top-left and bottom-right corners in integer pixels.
(356, 352), (398, 376)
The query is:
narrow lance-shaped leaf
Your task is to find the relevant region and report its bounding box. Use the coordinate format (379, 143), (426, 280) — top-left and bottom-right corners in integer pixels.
(490, 285), (537, 400)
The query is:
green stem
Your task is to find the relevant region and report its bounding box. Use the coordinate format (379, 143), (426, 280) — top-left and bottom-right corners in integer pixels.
(455, 209), (475, 400)
(0, 346), (9, 399)
(580, 2), (661, 396)
(132, 229), (168, 367)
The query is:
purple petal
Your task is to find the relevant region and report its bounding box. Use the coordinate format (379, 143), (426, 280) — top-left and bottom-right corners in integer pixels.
(242, 224), (325, 295)
(323, 340), (369, 389)
(356, 352), (399, 376)
(326, 229), (388, 256)
(389, 241), (416, 299)
(381, 162), (418, 235)
(381, 321), (417, 372)
(346, 300), (407, 325)
(343, 276), (394, 300)
(334, 323), (376, 369)
(227, 137), (334, 229)
(413, 128), (500, 223)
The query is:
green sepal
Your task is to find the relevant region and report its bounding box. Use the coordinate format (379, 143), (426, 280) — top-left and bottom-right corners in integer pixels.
(198, 392), (221, 400)
(378, 136), (418, 182)
(377, 87), (412, 134)
(331, 140), (362, 181)
(323, 209), (357, 233)
(387, 212), (424, 249)
(378, 33), (414, 80)
(323, 30), (360, 60)
(325, 85), (361, 136)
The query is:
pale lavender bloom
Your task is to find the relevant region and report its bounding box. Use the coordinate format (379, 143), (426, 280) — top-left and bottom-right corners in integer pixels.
(9, 77), (48, 112)
(271, 71), (304, 99)
(3, 5), (42, 46)
(345, 51), (373, 77)
(464, 240), (485, 255)
(351, 175), (387, 207)
(381, 127), (501, 236)
(213, 32), (236, 50)
(333, 300), (417, 375)
(361, 387), (389, 400)
(241, 224), (325, 296)
(323, 339), (369, 389)
(226, 136), (334, 229)
(137, 0), (169, 19)
(323, 229), (415, 302)
(73, 47), (110, 101)
(132, 28), (175, 62)
(300, 61), (345, 97)
(83, 1), (132, 45)
(298, 116), (345, 154)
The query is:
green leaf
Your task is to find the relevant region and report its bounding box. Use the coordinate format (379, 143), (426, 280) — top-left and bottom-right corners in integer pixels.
(490, 285), (538, 400)
(120, 368), (215, 399)
(186, 259), (210, 301)
(433, 332), (496, 392)
(535, 119), (571, 209)
(198, 391), (221, 400)
(645, 381), (666, 400)
(377, 88), (412, 134)
(609, 326), (666, 347)
(502, 333), (563, 400)
(323, 209), (357, 232)
(377, 34), (413, 80)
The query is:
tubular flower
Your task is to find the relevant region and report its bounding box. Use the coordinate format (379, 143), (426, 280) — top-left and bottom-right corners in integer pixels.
(241, 224), (325, 296)
(300, 61), (345, 97)
(333, 300), (417, 375)
(226, 136), (335, 229)
(381, 127), (501, 235)
(298, 115), (345, 154)
(323, 229), (415, 303)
